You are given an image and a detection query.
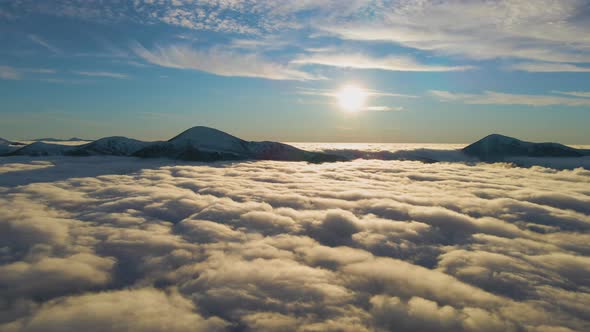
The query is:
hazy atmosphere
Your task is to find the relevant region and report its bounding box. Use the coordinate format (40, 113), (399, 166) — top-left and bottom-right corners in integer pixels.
(1, 1), (590, 332)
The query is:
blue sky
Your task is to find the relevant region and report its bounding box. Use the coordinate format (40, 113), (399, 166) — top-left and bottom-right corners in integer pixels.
(1, 0), (589, 143)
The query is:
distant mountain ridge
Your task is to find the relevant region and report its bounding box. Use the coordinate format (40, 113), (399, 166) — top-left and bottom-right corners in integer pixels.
(3, 126), (345, 163)
(2, 130), (588, 165)
(32, 137), (90, 142)
(462, 134), (590, 160)
(0, 138), (13, 145)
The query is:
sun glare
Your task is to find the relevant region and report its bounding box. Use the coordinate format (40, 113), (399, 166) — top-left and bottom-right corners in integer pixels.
(336, 85), (368, 112)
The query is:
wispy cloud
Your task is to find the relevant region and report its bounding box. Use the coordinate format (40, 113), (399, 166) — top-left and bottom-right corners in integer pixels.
(73, 71), (129, 79)
(28, 34), (61, 54)
(23, 68), (57, 74)
(0, 66), (59, 81)
(11, 0), (590, 75)
(132, 43), (322, 81)
(508, 62), (590, 73)
(37, 78), (93, 84)
(365, 106), (404, 112)
(297, 87), (415, 99)
(0, 66), (21, 80)
(553, 91), (590, 98)
(431, 90), (590, 107)
(320, 1), (590, 64)
(292, 53), (474, 72)
(229, 37), (290, 51)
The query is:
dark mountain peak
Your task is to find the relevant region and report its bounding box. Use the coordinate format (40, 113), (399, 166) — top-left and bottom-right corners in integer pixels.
(463, 134), (584, 160)
(482, 133), (519, 140)
(169, 126), (242, 143)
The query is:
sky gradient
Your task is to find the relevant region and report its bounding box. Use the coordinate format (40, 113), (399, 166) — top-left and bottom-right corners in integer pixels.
(1, 0), (589, 143)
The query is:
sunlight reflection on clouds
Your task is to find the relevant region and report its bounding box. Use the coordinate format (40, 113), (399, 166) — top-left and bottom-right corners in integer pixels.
(0, 157), (589, 331)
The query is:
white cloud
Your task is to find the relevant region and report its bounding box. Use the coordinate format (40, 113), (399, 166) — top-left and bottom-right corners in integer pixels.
(508, 62), (590, 73)
(132, 43), (322, 81)
(553, 91), (590, 98)
(320, 0), (590, 64)
(296, 87), (415, 98)
(0, 156), (589, 331)
(6, 288), (228, 332)
(292, 53), (474, 72)
(431, 90), (590, 107)
(365, 106), (403, 112)
(11, 0), (590, 76)
(72, 71), (129, 79)
(0, 161), (53, 174)
(23, 68), (57, 74)
(28, 34), (61, 54)
(0, 66), (58, 81)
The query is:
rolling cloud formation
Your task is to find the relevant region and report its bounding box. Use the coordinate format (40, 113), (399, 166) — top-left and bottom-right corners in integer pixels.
(0, 157), (589, 331)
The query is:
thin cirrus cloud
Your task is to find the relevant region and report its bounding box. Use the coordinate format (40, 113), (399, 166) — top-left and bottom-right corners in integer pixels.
(72, 71), (129, 79)
(28, 34), (62, 54)
(132, 43), (323, 81)
(320, 0), (590, 66)
(291, 53), (474, 72)
(365, 106), (403, 112)
(508, 62), (590, 73)
(296, 87), (416, 99)
(23, 68), (57, 74)
(0, 66), (57, 80)
(1, 156), (590, 331)
(7, 1), (590, 76)
(553, 91), (590, 98)
(431, 90), (590, 107)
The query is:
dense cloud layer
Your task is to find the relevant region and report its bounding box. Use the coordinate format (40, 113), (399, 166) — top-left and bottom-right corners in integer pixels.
(0, 156), (589, 331)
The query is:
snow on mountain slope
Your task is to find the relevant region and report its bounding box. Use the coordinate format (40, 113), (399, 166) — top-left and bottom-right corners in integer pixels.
(2, 126), (343, 162)
(463, 134), (585, 160)
(168, 126), (251, 155)
(72, 137), (152, 156)
(9, 142), (73, 156)
(135, 126), (345, 162)
(3, 128), (588, 167)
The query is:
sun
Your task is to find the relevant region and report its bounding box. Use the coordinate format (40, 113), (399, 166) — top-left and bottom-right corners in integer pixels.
(336, 85), (368, 112)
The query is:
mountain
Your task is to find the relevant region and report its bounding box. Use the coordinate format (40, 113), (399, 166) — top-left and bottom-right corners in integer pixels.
(133, 126), (252, 160)
(0, 137), (19, 154)
(134, 126), (344, 162)
(70, 137), (152, 156)
(0, 137), (13, 145)
(463, 134), (588, 160)
(5, 126), (345, 163)
(32, 137), (90, 142)
(169, 126), (251, 155)
(8, 142), (73, 156)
